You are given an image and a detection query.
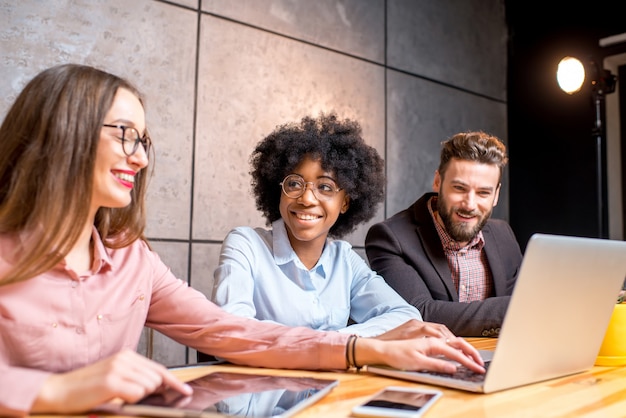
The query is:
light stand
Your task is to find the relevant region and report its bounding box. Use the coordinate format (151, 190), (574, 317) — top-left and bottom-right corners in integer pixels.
(589, 61), (617, 238)
(557, 57), (617, 238)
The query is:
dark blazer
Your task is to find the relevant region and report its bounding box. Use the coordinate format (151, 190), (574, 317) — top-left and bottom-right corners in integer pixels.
(365, 192), (523, 337)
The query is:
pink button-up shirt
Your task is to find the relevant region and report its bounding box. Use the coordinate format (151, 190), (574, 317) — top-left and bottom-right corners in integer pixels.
(0, 228), (348, 416)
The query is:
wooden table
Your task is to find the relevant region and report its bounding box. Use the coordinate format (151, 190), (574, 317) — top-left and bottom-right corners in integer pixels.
(36, 338), (626, 417)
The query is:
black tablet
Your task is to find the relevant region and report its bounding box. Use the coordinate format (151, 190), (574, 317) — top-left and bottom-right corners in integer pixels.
(99, 370), (339, 418)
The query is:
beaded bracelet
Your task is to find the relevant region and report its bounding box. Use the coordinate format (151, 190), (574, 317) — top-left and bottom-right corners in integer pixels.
(345, 335), (362, 372)
(345, 335), (355, 368)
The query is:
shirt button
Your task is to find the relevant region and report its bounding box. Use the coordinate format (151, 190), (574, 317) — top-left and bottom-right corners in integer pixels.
(71, 281), (78, 288)
(76, 328), (84, 334)
(97, 314), (103, 321)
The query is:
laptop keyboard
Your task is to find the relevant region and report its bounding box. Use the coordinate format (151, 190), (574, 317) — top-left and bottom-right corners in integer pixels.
(420, 360), (491, 382)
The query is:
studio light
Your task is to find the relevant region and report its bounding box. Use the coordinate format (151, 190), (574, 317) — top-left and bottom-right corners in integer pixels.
(556, 56), (618, 238)
(557, 56), (585, 94)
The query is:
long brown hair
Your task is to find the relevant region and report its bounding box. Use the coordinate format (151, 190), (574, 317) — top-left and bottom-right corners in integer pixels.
(0, 64), (152, 285)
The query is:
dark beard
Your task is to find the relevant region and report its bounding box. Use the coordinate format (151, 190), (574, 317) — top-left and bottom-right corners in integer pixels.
(437, 197), (491, 243)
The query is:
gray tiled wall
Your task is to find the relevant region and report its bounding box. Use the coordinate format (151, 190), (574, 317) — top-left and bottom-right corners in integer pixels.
(0, 0), (507, 366)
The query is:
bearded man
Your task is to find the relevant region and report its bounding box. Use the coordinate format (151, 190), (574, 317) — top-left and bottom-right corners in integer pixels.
(365, 131), (522, 337)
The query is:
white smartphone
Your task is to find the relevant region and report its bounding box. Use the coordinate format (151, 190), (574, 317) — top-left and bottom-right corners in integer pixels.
(351, 386), (443, 418)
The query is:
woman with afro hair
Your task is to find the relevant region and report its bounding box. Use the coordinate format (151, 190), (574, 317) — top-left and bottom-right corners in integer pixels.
(211, 112), (452, 338)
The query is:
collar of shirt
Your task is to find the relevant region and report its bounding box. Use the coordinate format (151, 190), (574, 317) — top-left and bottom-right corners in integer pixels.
(90, 227), (113, 273)
(271, 219), (328, 278)
(55, 226), (112, 277)
(16, 224), (112, 276)
(427, 195), (485, 252)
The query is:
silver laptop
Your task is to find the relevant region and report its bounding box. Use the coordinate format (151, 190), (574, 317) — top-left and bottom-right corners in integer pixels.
(367, 233), (626, 393)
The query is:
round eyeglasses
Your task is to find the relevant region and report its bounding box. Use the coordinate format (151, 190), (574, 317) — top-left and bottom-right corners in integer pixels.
(280, 174), (342, 201)
(102, 124), (152, 156)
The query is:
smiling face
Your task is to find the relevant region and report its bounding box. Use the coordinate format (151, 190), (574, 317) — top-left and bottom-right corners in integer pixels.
(91, 87), (148, 214)
(279, 156), (349, 255)
(433, 158), (501, 246)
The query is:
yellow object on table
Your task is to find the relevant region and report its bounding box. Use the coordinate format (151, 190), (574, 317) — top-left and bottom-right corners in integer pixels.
(596, 303), (626, 366)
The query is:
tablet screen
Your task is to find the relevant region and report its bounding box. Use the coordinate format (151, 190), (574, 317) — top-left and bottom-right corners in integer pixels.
(117, 370), (339, 418)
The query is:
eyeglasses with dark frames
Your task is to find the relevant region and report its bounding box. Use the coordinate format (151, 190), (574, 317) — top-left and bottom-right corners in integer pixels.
(102, 124), (152, 157)
(280, 174), (342, 201)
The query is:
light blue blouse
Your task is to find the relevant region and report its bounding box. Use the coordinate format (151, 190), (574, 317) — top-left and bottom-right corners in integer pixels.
(211, 219), (422, 337)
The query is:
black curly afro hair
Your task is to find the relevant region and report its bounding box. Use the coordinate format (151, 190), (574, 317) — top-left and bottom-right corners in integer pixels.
(249, 112), (385, 238)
